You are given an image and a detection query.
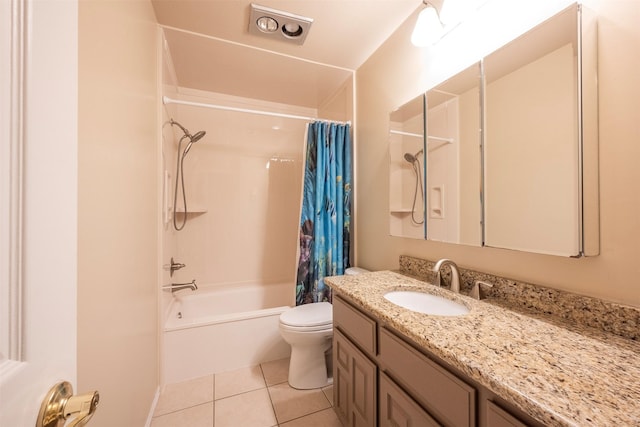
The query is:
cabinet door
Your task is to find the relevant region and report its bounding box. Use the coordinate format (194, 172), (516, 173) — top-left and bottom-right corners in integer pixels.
(380, 372), (442, 427)
(334, 328), (377, 427)
(486, 401), (529, 427)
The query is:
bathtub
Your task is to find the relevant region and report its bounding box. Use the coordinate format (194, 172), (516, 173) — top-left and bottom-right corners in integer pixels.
(162, 281), (293, 384)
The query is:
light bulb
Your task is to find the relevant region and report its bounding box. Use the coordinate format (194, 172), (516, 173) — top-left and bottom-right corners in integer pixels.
(411, 5), (444, 47)
(256, 16), (278, 33)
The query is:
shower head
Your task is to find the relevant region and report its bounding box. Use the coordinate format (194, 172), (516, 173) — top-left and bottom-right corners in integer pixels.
(404, 149), (424, 163)
(170, 119), (206, 157)
(190, 130), (206, 143)
(170, 119), (206, 142)
(182, 130), (206, 157)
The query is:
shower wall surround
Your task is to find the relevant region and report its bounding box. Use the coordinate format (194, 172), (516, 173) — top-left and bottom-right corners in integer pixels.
(165, 89), (313, 290)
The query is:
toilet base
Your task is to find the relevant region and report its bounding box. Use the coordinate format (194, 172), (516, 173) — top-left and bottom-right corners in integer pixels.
(287, 343), (332, 390)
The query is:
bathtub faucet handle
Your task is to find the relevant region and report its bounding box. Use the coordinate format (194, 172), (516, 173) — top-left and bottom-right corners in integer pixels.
(169, 257), (186, 276)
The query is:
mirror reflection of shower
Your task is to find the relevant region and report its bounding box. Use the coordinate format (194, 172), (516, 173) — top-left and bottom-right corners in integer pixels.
(404, 149), (424, 225)
(170, 119), (206, 231)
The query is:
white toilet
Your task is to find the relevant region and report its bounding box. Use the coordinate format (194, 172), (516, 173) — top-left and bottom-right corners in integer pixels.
(279, 267), (368, 389)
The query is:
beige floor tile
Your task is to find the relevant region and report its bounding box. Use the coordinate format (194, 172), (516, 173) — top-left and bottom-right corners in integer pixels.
(260, 357), (290, 386)
(215, 365), (266, 400)
(279, 407), (343, 427)
(154, 375), (214, 416)
(150, 402), (213, 427)
(322, 384), (334, 405)
(268, 382), (332, 424)
(214, 388), (277, 427)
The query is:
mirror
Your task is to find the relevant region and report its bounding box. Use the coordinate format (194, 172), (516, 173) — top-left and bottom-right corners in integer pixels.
(389, 95), (426, 239)
(425, 62), (483, 246)
(483, 3), (598, 256)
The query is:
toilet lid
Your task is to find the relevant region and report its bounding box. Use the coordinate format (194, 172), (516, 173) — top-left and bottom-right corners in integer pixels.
(280, 302), (333, 327)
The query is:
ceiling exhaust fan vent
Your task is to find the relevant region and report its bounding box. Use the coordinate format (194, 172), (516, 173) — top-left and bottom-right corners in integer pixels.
(248, 3), (313, 45)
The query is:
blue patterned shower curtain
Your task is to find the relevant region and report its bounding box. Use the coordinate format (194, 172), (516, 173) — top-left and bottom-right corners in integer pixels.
(296, 121), (352, 305)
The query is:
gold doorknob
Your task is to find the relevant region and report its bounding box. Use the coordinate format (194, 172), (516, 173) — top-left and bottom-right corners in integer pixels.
(36, 381), (99, 427)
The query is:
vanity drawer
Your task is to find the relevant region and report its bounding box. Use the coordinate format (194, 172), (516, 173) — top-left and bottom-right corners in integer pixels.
(379, 327), (476, 427)
(333, 296), (377, 356)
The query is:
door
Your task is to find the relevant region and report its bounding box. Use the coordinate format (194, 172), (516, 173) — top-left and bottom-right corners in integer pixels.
(333, 329), (377, 427)
(1, 0), (83, 425)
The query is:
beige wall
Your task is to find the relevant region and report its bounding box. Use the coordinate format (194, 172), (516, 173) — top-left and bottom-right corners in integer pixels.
(355, 0), (640, 307)
(78, 0), (160, 425)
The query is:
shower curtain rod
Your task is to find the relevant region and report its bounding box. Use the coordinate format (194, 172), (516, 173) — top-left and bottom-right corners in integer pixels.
(389, 129), (454, 143)
(163, 96), (351, 125)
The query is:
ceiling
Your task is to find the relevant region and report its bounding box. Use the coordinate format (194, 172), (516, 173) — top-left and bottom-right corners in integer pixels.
(152, 0), (421, 108)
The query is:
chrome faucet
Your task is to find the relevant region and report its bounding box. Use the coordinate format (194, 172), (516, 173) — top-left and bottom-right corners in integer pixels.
(432, 259), (461, 293)
(162, 280), (198, 292)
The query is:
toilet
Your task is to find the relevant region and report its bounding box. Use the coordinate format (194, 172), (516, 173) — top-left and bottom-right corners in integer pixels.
(279, 267), (368, 389)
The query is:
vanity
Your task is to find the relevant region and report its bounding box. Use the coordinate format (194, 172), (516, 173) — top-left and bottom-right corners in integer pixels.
(326, 270), (640, 427)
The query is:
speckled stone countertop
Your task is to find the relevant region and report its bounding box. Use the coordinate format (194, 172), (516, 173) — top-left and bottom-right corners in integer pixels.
(326, 270), (640, 427)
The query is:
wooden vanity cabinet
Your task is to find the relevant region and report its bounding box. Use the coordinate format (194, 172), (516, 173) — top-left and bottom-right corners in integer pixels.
(378, 327), (475, 427)
(334, 329), (377, 427)
(332, 295), (542, 427)
(485, 401), (529, 427)
(333, 296), (378, 427)
(379, 371), (440, 427)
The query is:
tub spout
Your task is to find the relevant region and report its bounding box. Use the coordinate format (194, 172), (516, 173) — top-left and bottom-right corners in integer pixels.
(163, 280), (198, 292)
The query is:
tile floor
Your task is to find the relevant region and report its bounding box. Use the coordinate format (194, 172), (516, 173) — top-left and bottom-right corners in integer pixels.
(150, 358), (342, 427)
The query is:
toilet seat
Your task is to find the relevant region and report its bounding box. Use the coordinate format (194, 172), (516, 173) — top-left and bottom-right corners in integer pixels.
(279, 322), (332, 333)
(279, 302), (332, 328)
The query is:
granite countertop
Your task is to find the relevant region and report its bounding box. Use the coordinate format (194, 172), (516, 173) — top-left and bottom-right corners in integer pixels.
(325, 270), (640, 427)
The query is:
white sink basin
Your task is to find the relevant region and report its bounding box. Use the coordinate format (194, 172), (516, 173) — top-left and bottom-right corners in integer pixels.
(384, 291), (470, 316)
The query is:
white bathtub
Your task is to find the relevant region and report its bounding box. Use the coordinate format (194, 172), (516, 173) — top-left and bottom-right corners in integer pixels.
(163, 281), (292, 384)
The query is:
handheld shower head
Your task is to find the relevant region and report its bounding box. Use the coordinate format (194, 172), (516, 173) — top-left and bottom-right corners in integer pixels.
(404, 149), (424, 163)
(182, 131), (206, 157)
(170, 119), (206, 157)
(170, 120), (207, 232)
(190, 130), (206, 143)
(170, 119), (206, 143)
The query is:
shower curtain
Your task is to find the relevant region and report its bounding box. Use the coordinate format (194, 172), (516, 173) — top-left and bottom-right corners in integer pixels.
(296, 121), (352, 305)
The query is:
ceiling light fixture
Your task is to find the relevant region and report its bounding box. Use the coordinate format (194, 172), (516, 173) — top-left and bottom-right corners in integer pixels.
(411, 1), (445, 47)
(249, 3), (313, 45)
(256, 16), (278, 33)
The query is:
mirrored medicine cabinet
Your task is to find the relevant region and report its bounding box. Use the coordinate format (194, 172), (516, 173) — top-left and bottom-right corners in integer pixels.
(387, 2), (599, 257)
(389, 94), (426, 239)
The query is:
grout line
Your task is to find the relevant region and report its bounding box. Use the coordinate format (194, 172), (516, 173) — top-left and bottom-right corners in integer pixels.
(278, 407), (336, 426)
(212, 374), (216, 427)
(151, 401), (214, 420)
(213, 384), (268, 402)
(262, 365), (281, 426)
